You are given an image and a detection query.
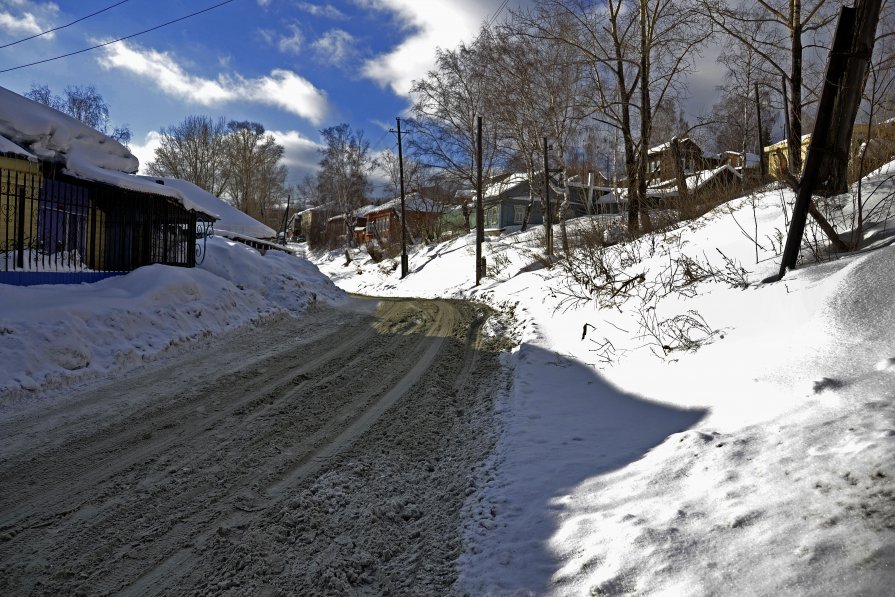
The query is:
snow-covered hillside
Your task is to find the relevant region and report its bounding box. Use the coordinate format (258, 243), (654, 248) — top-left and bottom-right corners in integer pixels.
(309, 165), (895, 595)
(1, 156), (892, 594)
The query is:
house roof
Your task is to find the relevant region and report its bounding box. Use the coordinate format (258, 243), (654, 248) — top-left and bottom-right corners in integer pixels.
(646, 164), (742, 198)
(456, 172), (533, 202)
(647, 137), (703, 156)
(367, 193), (444, 216)
(0, 85), (217, 219)
(138, 176), (274, 239)
(0, 135), (36, 161)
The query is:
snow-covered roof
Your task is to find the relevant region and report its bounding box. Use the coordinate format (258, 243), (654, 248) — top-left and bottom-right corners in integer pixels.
(0, 85), (138, 174)
(647, 137), (703, 156)
(0, 135), (37, 161)
(0, 86), (232, 222)
(646, 164), (742, 198)
(138, 176), (275, 239)
(457, 172), (533, 201)
(368, 193), (444, 215)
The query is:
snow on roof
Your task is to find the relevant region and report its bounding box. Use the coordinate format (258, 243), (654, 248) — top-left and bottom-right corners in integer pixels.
(647, 137), (702, 156)
(0, 86), (222, 218)
(138, 176), (276, 239)
(368, 193), (444, 215)
(0, 85), (138, 173)
(0, 135), (37, 161)
(457, 172), (532, 201)
(646, 164), (742, 198)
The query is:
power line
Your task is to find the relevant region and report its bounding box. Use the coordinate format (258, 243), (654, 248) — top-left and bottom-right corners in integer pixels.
(0, 0), (236, 74)
(0, 0), (132, 50)
(487, 0), (510, 28)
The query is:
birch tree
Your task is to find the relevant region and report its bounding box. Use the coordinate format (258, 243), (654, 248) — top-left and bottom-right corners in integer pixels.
(481, 20), (587, 237)
(408, 36), (502, 228)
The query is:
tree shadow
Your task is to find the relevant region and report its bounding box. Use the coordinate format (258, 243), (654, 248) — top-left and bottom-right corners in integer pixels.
(458, 342), (707, 595)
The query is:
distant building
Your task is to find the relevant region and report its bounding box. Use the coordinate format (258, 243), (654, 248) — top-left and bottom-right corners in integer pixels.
(647, 138), (715, 184)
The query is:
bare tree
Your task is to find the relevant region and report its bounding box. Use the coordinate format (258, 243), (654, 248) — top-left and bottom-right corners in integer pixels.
(145, 115), (231, 196)
(703, 0), (842, 178)
(519, 0), (710, 233)
(481, 19), (587, 239)
(408, 36), (502, 228)
(375, 148), (425, 197)
(709, 24), (779, 158)
(24, 83), (131, 144)
(225, 121), (288, 229)
(316, 123), (370, 213)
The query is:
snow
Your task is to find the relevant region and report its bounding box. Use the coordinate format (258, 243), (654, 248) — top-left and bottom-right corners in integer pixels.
(0, 86), (231, 222)
(368, 192), (446, 214)
(308, 163), (895, 595)
(138, 176), (275, 239)
(0, 135), (36, 161)
(2, 141), (894, 593)
(0, 85), (138, 173)
(0, 237), (346, 404)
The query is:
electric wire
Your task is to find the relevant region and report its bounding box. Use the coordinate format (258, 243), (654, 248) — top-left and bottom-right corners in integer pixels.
(487, 0), (510, 28)
(0, 0), (132, 50)
(0, 0), (236, 73)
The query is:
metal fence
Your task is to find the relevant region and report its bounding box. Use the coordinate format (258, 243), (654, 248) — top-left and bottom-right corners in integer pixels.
(1, 166), (198, 282)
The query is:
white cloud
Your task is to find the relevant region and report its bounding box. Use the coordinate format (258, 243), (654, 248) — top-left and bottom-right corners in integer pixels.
(312, 29), (356, 67)
(296, 2), (347, 20)
(256, 0), (271, 6)
(269, 129), (324, 181)
(360, 0), (506, 97)
(97, 41), (329, 124)
(130, 130), (163, 174)
(131, 129), (321, 183)
(0, 10), (51, 37)
(278, 23), (303, 55)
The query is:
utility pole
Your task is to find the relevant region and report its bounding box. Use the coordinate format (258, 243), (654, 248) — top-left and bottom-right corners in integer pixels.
(476, 115), (485, 285)
(755, 83), (766, 179)
(396, 117), (408, 278)
(781, 75), (792, 176)
(280, 194), (291, 246)
(543, 137), (553, 256)
(772, 1), (881, 281)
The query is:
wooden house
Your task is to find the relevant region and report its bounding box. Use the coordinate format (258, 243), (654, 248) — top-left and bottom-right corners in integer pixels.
(324, 204), (380, 247)
(763, 135), (811, 180)
(456, 173), (545, 233)
(291, 205), (331, 248)
(363, 194), (442, 244)
(647, 138), (714, 184)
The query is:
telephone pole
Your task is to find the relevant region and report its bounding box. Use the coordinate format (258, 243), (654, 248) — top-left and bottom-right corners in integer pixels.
(396, 117), (408, 278)
(543, 137), (553, 256)
(476, 115), (485, 285)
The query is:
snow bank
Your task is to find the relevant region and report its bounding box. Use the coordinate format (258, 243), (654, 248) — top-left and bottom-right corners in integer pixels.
(0, 237), (345, 405)
(309, 164), (895, 596)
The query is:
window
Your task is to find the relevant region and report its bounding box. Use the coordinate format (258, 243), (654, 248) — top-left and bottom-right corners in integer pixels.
(485, 206), (499, 228)
(513, 205), (525, 224)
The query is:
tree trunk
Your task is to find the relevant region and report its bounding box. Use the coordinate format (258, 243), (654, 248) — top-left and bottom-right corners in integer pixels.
(789, 0), (804, 177)
(637, 0), (651, 233)
(670, 137), (690, 212)
(814, 0), (883, 196)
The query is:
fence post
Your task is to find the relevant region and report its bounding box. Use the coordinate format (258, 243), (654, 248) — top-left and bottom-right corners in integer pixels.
(16, 185), (25, 270)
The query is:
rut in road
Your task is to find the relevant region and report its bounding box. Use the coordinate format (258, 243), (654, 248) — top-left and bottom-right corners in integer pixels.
(0, 297), (512, 596)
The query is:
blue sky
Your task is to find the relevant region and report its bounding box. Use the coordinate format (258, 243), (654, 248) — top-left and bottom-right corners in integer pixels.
(0, 0), (527, 193)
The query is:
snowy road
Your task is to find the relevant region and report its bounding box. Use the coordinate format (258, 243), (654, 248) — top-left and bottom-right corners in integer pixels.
(0, 297), (509, 596)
